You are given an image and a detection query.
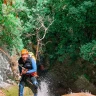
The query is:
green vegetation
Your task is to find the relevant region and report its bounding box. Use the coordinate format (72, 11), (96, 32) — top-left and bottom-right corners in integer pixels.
(1, 0), (96, 93)
(0, 0), (24, 53)
(2, 85), (32, 96)
(80, 40), (96, 64)
(2, 86), (18, 96)
(1, 0), (96, 62)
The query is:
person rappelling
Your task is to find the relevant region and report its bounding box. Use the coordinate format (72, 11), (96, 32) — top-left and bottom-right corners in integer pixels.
(18, 49), (38, 96)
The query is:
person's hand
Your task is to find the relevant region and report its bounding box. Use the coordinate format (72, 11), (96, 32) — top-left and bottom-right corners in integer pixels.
(20, 73), (22, 76)
(21, 69), (28, 75)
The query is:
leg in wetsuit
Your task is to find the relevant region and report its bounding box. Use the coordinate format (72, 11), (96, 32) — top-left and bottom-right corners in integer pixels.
(19, 75), (38, 96)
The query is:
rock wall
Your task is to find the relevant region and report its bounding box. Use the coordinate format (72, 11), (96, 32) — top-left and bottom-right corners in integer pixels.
(72, 75), (96, 94)
(0, 52), (12, 88)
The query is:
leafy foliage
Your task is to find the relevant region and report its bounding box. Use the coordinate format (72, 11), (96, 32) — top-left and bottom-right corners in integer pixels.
(14, 0), (96, 64)
(1, 0), (96, 62)
(80, 40), (96, 64)
(1, 0), (96, 91)
(0, 0), (24, 53)
(43, 0), (96, 62)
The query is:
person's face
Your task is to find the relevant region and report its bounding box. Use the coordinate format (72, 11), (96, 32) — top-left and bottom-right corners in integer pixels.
(21, 54), (28, 61)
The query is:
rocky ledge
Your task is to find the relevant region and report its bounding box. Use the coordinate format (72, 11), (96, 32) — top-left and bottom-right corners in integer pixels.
(62, 93), (95, 96)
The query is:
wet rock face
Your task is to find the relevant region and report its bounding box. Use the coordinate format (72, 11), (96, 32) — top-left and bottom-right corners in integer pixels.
(0, 52), (12, 87)
(71, 76), (96, 94)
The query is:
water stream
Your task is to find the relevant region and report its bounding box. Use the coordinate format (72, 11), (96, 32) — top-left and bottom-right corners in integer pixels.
(37, 79), (54, 96)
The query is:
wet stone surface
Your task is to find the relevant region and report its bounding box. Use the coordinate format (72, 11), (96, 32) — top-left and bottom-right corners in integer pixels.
(0, 52), (12, 88)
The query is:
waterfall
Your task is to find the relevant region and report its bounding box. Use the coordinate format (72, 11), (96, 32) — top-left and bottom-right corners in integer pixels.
(37, 79), (54, 96)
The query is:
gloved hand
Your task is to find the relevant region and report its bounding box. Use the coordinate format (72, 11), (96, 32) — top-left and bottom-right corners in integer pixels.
(21, 68), (28, 75)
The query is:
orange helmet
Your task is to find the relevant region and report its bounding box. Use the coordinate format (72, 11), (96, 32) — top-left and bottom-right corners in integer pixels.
(21, 49), (29, 55)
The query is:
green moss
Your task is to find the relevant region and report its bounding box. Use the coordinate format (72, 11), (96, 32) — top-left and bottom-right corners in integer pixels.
(1, 85), (33, 96)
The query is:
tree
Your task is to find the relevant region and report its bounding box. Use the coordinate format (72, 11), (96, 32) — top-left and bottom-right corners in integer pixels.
(0, 0), (24, 54)
(21, 0), (54, 60)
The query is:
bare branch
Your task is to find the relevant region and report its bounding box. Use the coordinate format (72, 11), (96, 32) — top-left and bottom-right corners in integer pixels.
(35, 14), (54, 59)
(39, 19), (54, 41)
(45, 41), (52, 45)
(25, 33), (36, 38)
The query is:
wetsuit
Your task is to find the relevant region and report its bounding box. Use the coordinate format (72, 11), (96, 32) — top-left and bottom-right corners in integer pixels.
(18, 57), (38, 96)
